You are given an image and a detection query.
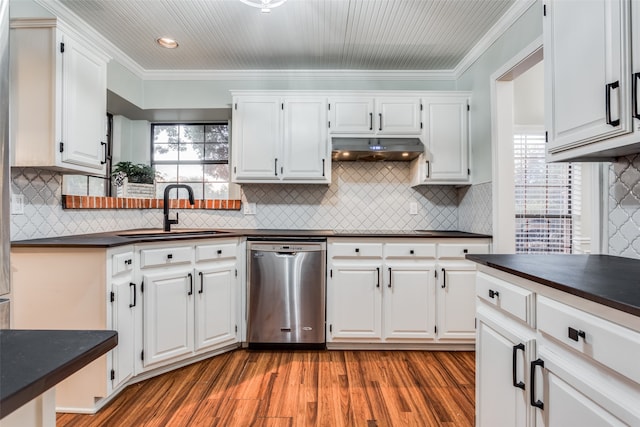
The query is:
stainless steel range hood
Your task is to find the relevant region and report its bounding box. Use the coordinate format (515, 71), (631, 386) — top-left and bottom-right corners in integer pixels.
(331, 137), (425, 161)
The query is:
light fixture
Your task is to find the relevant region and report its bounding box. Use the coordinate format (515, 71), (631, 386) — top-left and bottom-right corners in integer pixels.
(402, 152), (409, 157)
(239, 0), (287, 13)
(156, 37), (178, 49)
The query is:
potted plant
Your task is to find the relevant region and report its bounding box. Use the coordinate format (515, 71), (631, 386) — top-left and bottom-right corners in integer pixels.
(112, 162), (156, 198)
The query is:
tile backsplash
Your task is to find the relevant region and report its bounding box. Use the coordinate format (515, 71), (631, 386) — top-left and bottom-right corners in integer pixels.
(11, 162), (485, 241)
(608, 154), (640, 259)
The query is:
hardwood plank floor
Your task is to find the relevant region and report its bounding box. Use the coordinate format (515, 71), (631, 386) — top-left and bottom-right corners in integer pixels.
(57, 350), (475, 427)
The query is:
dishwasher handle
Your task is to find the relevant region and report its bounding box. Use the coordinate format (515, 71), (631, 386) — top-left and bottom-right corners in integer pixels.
(276, 251), (297, 256)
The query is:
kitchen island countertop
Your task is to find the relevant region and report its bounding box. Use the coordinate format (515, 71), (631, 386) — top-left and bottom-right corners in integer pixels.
(0, 329), (117, 419)
(11, 229), (491, 248)
(466, 254), (640, 318)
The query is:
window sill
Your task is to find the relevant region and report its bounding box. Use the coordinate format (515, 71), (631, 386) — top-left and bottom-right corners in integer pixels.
(62, 195), (242, 210)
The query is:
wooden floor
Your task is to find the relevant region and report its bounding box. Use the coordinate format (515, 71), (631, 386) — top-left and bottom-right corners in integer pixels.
(57, 350), (475, 427)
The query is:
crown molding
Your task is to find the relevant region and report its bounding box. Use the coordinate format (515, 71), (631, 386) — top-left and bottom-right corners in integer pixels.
(32, 0), (146, 78)
(452, 0), (538, 79)
(141, 69), (457, 81)
(32, 0), (535, 83)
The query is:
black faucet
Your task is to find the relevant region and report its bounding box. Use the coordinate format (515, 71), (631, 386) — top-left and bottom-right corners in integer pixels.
(163, 184), (195, 232)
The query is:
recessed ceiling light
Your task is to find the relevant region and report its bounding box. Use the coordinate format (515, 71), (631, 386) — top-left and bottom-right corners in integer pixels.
(342, 152), (350, 157)
(156, 37), (178, 49)
(402, 152), (409, 157)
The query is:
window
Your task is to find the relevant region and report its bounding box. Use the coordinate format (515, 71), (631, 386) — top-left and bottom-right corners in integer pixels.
(514, 129), (581, 253)
(151, 123), (230, 199)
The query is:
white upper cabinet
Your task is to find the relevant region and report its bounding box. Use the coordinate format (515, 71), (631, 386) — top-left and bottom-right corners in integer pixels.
(10, 20), (108, 175)
(231, 92), (330, 184)
(329, 96), (422, 135)
(411, 95), (470, 185)
(544, 0), (640, 161)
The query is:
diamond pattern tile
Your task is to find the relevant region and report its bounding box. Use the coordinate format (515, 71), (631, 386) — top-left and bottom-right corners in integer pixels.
(608, 155), (640, 259)
(10, 163), (493, 240)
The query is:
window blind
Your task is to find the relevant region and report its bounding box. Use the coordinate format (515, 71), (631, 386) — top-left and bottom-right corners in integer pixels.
(514, 131), (580, 254)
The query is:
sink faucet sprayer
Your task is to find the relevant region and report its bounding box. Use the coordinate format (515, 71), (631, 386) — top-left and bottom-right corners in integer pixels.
(163, 184), (195, 231)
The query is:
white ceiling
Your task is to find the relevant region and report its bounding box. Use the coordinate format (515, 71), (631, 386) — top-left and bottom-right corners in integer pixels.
(45, 0), (517, 72)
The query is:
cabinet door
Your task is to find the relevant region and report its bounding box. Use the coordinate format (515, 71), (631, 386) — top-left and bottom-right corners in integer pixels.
(422, 97), (469, 183)
(477, 314), (531, 427)
(194, 262), (237, 352)
(282, 97), (329, 181)
(232, 97), (281, 181)
(375, 97), (422, 134)
(329, 97), (375, 133)
(60, 33), (107, 173)
(544, 0), (631, 153)
(143, 268), (194, 366)
(383, 264), (436, 340)
(437, 265), (476, 341)
(327, 263), (382, 341)
(111, 276), (136, 390)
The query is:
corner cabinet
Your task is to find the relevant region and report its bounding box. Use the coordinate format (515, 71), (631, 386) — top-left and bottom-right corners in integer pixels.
(10, 19), (109, 175)
(231, 93), (330, 183)
(544, 0), (640, 161)
(411, 95), (470, 185)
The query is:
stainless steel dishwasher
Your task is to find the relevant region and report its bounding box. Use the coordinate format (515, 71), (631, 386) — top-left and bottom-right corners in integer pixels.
(247, 239), (326, 349)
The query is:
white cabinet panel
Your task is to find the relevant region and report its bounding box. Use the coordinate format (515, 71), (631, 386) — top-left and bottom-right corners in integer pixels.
(329, 97), (374, 133)
(195, 263), (237, 351)
(143, 268), (195, 366)
(476, 272), (534, 325)
(375, 97), (422, 135)
(437, 268), (476, 340)
(328, 265), (382, 341)
(111, 277), (135, 390)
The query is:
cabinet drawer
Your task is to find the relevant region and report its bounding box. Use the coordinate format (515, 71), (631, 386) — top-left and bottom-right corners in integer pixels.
(476, 272), (534, 325)
(384, 243), (436, 259)
(538, 295), (640, 384)
(112, 252), (134, 276)
(330, 242), (383, 258)
(140, 246), (192, 268)
(439, 243), (490, 259)
(195, 243), (237, 262)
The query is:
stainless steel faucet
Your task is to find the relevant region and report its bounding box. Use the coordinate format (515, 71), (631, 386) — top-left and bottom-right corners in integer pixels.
(163, 184), (195, 231)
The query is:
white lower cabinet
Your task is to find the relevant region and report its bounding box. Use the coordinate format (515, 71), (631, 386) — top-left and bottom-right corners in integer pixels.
(139, 239), (240, 370)
(476, 266), (640, 427)
(327, 238), (490, 346)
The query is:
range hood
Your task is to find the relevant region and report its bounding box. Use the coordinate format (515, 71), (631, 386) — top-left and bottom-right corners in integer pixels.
(331, 137), (424, 161)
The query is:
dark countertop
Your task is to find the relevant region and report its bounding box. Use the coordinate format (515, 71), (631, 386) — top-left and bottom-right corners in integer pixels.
(11, 229), (492, 248)
(0, 329), (117, 419)
(467, 254), (640, 318)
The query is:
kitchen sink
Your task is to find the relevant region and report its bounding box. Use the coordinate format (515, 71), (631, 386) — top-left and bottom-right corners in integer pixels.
(117, 229), (229, 238)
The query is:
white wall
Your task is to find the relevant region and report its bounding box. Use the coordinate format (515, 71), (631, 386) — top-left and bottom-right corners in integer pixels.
(456, 1), (542, 184)
(513, 60), (544, 126)
(112, 115), (150, 166)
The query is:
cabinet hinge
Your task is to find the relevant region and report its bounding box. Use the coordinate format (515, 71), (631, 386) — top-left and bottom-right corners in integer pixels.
(329, 324), (332, 333)
(281, 103), (284, 110)
(235, 325), (238, 333)
(233, 166), (237, 174)
(475, 318), (477, 329)
(59, 142), (64, 153)
(420, 122), (423, 129)
(328, 103), (331, 111)
(60, 42), (65, 53)
(110, 369), (115, 381)
(330, 269), (332, 278)
(234, 103), (237, 110)
(235, 269), (238, 277)
(543, 4), (546, 16)
(141, 350), (144, 361)
(141, 281), (144, 293)
(328, 121), (331, 129)
(420, 103), (423, 111)
(434, 270), (438, 278)
(545, 131), (549, 143)
(467, 103), (470, 111)
(468, 168), (471, 176)
(110, 291), (115, 303)
(434, 325), (438, 334)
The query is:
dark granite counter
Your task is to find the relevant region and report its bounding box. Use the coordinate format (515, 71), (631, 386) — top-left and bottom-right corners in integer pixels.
(11, 229), (491, 248)
(467, 254), (640, 318)
(0, 329), (117, 418)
